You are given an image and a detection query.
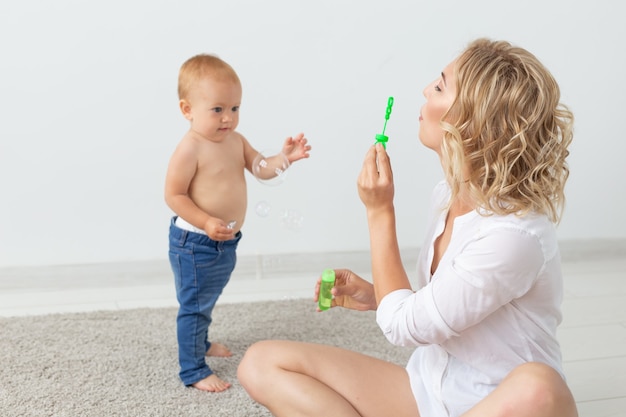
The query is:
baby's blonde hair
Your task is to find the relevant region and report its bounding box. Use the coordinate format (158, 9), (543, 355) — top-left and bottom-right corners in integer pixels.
(177, 54), (240, 100)
(441, 38), (574, 223)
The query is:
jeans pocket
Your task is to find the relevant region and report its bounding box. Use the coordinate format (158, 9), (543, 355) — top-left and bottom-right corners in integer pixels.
(192, 244), (221, 268)
(168, 251), (183, 291)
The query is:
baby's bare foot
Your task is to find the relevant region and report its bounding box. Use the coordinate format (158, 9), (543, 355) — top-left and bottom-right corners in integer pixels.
(206, 342), (232, 357)
(192, 374), (231, 392)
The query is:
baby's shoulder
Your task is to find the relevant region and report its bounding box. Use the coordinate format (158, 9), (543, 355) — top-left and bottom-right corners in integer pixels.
(170, 134), (201, 161)
(229, 130), (247, 144)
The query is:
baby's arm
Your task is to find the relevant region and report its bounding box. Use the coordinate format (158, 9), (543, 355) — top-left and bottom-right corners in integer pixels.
(241, 133), (311, 177)
(164, 140), (235, 241)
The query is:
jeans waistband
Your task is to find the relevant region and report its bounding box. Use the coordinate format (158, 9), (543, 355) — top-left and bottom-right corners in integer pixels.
(175, 216), (207, 235)
(170, 216), (242, 249)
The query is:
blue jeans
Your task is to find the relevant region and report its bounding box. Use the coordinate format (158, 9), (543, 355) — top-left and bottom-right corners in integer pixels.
(168, 217), (242, 385)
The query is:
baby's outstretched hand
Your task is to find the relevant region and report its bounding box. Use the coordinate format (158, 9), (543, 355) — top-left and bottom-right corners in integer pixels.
(282, 133), (311, 163)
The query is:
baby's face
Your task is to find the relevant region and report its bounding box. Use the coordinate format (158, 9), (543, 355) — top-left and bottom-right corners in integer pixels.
(183, 77), (242, 142)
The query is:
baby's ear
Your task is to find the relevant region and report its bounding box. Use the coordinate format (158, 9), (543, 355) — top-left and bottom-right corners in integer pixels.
(179, 99), (192, 120)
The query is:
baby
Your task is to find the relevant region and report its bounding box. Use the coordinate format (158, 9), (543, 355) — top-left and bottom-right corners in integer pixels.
(165, 53), (311, 392)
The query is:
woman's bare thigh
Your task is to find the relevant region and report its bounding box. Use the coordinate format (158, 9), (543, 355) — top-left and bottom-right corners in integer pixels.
(248, 340), (420, 417)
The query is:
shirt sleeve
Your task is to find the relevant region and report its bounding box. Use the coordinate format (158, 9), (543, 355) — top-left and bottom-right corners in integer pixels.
(376, 226), (545, 346)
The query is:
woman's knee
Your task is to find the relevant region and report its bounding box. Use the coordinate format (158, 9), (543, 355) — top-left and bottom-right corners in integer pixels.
(508, 362), (564, 392)
(505, 362), (578, 417)
(237, 340), (272, 393)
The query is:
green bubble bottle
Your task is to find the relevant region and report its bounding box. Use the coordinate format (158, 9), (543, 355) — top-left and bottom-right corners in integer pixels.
(318, 269), (336, 311)
(374, 96), (394, 149)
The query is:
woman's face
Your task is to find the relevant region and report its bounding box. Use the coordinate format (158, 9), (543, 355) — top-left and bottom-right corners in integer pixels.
(419, 59), (457, 155)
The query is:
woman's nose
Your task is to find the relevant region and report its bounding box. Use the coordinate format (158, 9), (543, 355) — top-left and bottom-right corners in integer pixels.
(422, 84), (430, 98)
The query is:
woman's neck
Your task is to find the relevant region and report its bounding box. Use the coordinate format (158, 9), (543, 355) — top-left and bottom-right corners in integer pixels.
(451, 185), (475, 216)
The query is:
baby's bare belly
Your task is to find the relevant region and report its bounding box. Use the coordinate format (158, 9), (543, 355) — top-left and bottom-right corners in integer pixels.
(190, 181), (247, 232)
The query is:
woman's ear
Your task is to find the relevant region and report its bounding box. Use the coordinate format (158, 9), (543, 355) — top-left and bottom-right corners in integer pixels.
(179, 99), (192, 120)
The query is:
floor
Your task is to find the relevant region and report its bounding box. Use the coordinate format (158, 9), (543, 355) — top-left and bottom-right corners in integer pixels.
(1, 243), (625, 416)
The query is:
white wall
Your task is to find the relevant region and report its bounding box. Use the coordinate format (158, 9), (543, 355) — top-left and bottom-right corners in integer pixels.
(1, 0), (624, 268)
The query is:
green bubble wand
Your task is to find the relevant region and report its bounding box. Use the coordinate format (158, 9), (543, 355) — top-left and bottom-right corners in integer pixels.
(375, 96), (394, 149)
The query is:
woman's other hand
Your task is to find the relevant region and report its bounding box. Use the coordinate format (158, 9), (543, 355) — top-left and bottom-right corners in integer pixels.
(315, 269), (377, 311)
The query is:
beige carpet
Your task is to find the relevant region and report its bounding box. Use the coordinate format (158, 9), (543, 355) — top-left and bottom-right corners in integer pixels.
(0, 299), (412, 416)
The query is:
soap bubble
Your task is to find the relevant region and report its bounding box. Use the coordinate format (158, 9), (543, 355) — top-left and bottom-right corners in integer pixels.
(252, 150), (290, 186)
(281, 208), (304, 231)
(254, 200), (272, 217)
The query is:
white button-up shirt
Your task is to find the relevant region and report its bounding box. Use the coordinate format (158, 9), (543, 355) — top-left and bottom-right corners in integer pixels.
(376, 181), (564, 417)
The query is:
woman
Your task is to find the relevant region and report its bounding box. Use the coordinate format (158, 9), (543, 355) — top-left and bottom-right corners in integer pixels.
(237, 38), (578, 417)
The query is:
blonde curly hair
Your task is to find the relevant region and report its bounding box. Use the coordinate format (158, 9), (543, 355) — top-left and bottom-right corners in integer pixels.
(441, 39), (574, 223)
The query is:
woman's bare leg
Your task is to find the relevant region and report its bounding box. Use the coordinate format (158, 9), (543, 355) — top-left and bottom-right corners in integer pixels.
(238, 340), (420, 417)
(462, 362), (578, 417)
